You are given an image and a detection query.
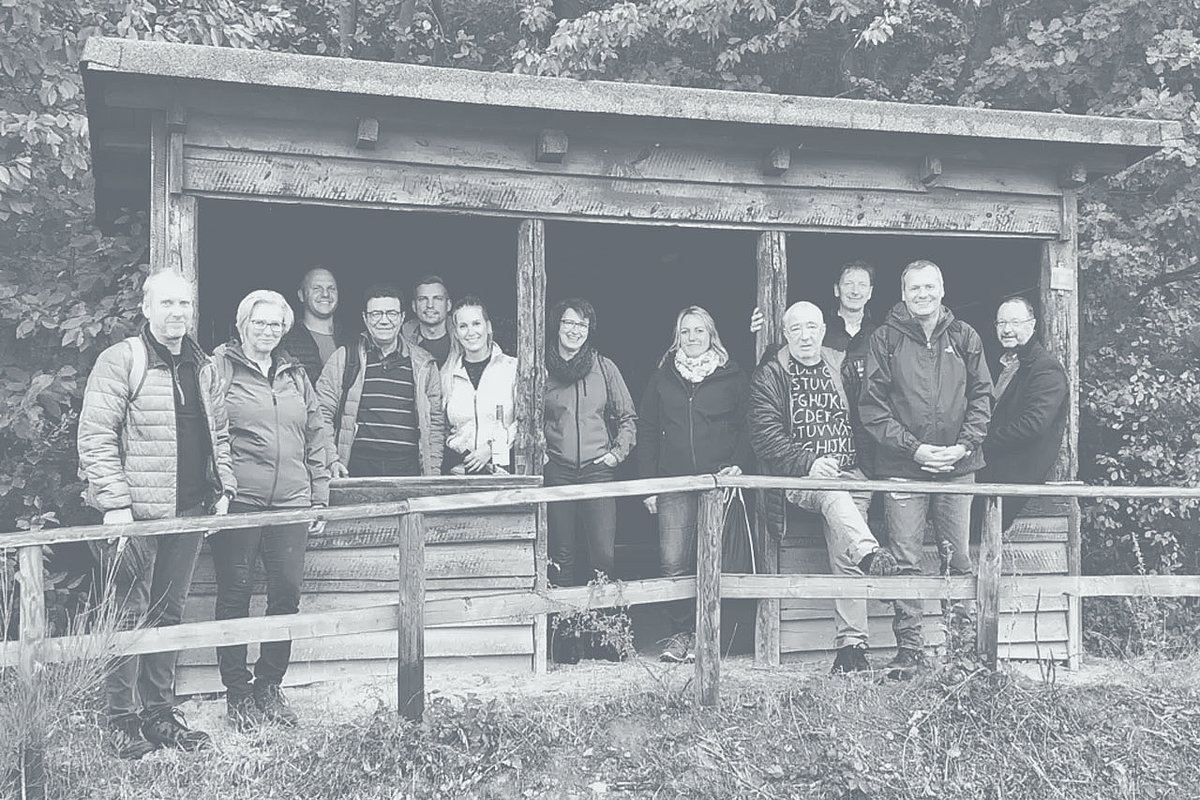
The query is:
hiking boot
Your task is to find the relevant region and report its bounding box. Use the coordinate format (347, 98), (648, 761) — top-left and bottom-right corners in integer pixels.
(830, 643), (872, 674)
(141, 707), (211, 751)
(254, 682), (298, 727)
(227, 690), (261, 733)
(886, 647), (929, 680)
(659, 633), (696, 664)
(107, 713), (156, 760)
(858, 548), (899, 577)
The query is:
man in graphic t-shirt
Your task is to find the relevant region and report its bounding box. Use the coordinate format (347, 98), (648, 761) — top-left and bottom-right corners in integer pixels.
(399, 274), (452, 367)
(749, 301), (898, 674)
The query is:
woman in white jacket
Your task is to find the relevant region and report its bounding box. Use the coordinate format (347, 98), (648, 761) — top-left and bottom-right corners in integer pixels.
(440, 296), (518, 474)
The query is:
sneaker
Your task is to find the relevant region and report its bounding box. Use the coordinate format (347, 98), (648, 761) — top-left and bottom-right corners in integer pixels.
(858, 548), (899, 577)
(141, 707), (211, 751)
(659, 633), (696, 664)
(254, 682), (298, 727)
(227, 690), (260, 733)
(886, 647), (929, 680)
(830, 643), (872, 674)
(107, 713), (156, 760)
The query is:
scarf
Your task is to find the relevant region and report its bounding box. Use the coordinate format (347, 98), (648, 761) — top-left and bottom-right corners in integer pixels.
(993, 350), (1020, 401)
(674, 348), (724, 384)
(547, 344), (597, 384)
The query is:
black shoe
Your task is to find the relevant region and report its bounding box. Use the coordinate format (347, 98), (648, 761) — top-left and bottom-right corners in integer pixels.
(107, 713), (156, 760)
(142, 707), (211, 751)
(886, 647), (929, 680)
(254, 682), (298, 727)
(830, 643), (872, 674)
(858, 548), (899, 577)
(550, 627), (583, 665)
(227, 690), (260, 733)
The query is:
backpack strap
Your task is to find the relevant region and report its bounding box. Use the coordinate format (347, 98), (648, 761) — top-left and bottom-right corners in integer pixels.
(333, 342), (362, 434)
(125, 336), (147, 403)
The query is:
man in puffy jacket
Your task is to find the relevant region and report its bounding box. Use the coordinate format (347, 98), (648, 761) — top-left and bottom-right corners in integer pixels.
(749, 301), (898, 674)
(859, 260), (993, 675)
(78, 270), (235, 758)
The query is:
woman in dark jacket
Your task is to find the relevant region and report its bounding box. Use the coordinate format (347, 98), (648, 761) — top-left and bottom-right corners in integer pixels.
(638, 306), (750, 662)
(212, 290), (331, 732)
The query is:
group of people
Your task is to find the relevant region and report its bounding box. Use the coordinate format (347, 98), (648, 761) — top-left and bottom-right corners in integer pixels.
(76, 254), (1068, 759)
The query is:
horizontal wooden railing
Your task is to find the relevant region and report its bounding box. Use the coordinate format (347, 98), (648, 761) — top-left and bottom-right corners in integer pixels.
(5, 476), (1200, 718)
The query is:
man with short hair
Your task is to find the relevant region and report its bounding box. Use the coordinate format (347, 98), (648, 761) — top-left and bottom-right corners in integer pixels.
(400, 274), (452, 367)
(859, 260), (993, 675)
(317, 285), (445, 478)
(980, 297), (1068, 529)
(78, 270), (235, 758)
(282, 266), (350, 384)
(749, 301), (898, 674)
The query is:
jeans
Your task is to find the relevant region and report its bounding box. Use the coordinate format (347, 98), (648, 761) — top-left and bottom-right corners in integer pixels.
(210, 502), (309, 691)
(786, 469), (878, 649)
(657, 492), (698, 635)
(545, 460), (616, 587)
(104, 503), (206, 719)
(884, 473), (975, 650)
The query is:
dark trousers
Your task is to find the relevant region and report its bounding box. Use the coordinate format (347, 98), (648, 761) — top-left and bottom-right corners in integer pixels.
(104, 503), (206, 720)
(545, 460), (616, 587)
(348, 448), (420, 478)
(210, 502), (309, 691)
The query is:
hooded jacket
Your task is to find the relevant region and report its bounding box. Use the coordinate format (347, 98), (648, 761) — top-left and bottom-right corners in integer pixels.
(315, 334), (445, 475)
(78, 326), (235, 520)
(637, 357), (750, 479)
(212, 342), (331, 508)
(544, 354), (637, 469)
(441, 344), (519, 468)
(859, 302), (993, 479)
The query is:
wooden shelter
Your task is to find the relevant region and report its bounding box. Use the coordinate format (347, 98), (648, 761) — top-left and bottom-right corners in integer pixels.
(81, 38), (1177, 685)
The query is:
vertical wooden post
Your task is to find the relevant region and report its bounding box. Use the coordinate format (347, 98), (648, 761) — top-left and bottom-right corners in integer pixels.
(516, 218), (548, 673)
(397, 513), (425, 722)
(695, 489), (723, 707)
(976, 496), (1003, 668)
(1065, 498), (1082, 670)
(754, 231), (786, 667)
(150, 110), (200, 336)
(18, 545), (46, 800)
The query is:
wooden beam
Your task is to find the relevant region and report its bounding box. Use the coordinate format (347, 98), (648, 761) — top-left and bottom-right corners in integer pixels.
(536, 129), (568, 163)
(397, 513), (425, 722)
(515, 219), (546, 475)
(356, 117), (379, 150)
(975, 496), (1003, 668)
(763, 146), (790, 175)
(694, 489), (723, 707)
(919, 155), (942, 187)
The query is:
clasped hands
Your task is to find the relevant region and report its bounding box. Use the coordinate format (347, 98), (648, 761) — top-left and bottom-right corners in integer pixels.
(913, 443), (967, 473)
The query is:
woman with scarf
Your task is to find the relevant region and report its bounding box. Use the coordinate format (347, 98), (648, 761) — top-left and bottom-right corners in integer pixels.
(637, 306), (750, 663)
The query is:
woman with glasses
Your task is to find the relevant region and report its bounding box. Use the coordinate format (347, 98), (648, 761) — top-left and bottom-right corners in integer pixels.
(440, 296), (518, 474)
(211, 290), (331, 732)
(637, 306), (750, 662)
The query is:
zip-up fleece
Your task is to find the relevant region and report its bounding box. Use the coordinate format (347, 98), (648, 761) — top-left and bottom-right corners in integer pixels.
(859, 302), (993, 479)
(315, 335), (445, 475)
(213, 342), (331, 508)
(441, 344), (519, 467)
(544, 354), (637, 468)
(78, 327), (235, 520)
(637, 358), (750, 478)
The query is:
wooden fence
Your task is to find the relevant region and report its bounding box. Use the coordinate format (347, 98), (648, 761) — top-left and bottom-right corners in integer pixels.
(5, 475), (1200, 720)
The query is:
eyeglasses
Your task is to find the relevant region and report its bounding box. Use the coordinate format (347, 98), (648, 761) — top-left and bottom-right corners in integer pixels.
(249, 320), (284, 332)
(560, 319), (590, 331)
(995, 318), (1034, 329)
(365, 309), (402, 321)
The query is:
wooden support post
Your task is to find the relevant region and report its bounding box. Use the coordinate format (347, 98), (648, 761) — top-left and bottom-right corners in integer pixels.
(151, 111), (200, 335)
(754, 231), (786, 667)
(397, 513), (425, 722)
(18, 544), (46, 800)
(695, 488), (723, 707)
(1066, 496), (1082, 670)
(976, 496), (1002, 668)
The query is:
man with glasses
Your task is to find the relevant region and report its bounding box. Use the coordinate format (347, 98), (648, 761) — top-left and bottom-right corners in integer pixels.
(400, 274), (453, 367)
(283, 266), (350, 383)
(979, 297), (1068, 528)
(316, 285), (444, 477)
(749, 301), (898, 674)
(859, 260), (993, 676)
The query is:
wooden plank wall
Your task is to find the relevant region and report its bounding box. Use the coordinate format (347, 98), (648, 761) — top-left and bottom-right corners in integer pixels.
(177, 476), (541, 694)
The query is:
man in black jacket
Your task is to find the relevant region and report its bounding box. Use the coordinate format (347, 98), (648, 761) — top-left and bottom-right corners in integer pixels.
(979, 297), (1068, 529)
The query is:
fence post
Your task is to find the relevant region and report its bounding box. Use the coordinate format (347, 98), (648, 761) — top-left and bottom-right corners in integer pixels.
(975, 496), (1002, 668)
(18, 544), (46, 800)
(397, 513), (425, 722)
(1065, 498), (1082, 670)
(695, 489), (723, 707)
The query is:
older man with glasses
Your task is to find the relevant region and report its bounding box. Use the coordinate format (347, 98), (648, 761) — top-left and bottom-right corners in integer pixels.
(316, 284), (444, 477)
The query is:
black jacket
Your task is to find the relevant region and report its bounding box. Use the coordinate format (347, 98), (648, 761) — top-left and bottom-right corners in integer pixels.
(281, 321), (353, 385)
(636, 358), (750, 479)
(980, 339), (1068, 486)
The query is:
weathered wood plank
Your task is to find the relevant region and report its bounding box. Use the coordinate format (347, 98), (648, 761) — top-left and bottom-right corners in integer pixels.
(18, 546), (45, 686)
(398, 513), (424, 721)
(695, 489), (723, 707)
(330, 475), (540, 503)
(1040, 230), (1078, 482)
(977, 496), (1003, 667)
(781, 592), (1068, 619)
(780, 540), (1067, 575)
(183, 147), (1064, 235)
(314, 510), (536, 548)
(515, 218), (546, 476)
(781, 612), (1066, 652)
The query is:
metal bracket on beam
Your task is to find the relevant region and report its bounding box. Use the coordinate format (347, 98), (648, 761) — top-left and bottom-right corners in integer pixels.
(763, 146), (791, 176)
(536, 129), (568, 163)
(356, 117), (380, 150)
(1058, 163), (1087, 188)
(919, 156), (942, 187)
